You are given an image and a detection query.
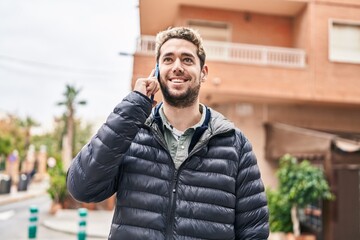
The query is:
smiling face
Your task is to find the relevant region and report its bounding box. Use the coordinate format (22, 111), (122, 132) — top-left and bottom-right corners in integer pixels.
(158, 38), (208, 108)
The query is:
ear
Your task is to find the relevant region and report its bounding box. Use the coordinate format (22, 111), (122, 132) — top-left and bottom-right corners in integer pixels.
(201, 65), (208, 82)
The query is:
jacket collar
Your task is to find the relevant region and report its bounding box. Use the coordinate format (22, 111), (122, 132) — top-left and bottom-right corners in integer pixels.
(146, 103), (235, 145)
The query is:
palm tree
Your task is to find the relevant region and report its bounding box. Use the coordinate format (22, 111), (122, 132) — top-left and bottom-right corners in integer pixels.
(57, 84), (86, 170)
(18, 116), (40, 150)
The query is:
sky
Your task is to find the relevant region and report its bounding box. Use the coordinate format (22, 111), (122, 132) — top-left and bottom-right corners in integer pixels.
(0, 0), (140, 134)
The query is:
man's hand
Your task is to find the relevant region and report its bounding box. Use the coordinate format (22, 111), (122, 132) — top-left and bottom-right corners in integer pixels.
(134, 69), (160, 99)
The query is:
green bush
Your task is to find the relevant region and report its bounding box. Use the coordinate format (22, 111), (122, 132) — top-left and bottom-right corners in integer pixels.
(47, 160), (68, 204)
(266, 188), (293, 233)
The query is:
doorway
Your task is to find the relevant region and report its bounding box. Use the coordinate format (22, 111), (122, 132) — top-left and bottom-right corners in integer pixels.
(333, 167), (360, 239)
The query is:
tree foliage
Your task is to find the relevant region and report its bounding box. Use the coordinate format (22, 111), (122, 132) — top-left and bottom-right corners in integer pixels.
(277, 154), (334, 207)
(47, 160), (67, 203)
(267, 154), (334, 235)
(266, 188), (293, 233)
(0, 135), (12, 156)
(0, 114), (28, 159)
(57, 84), (87, 169)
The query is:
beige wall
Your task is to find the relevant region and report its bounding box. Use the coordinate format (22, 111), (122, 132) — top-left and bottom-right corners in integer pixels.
(178, 5), (294, 47)
(293, 5), (309, 50)
(201, 61), (312, 103)
(267, 104), (360, 133)
(311, 3), (360, 103)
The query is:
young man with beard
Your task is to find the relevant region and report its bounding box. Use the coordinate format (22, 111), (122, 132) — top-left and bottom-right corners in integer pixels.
(67, 27), (269, 240)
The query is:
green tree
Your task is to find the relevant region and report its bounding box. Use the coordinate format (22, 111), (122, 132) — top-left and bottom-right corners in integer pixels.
(277, 154), (334, 237)
(32, 115), (92, 208)
(31, 118), (92, 163)
(0, 135), (12, 170)
(0, 114), (27, 160)
(0, 135), (12, 156)
(57, 84), (86, 170)
(18, 116), (39, 150)
(0, 114), (38, 171)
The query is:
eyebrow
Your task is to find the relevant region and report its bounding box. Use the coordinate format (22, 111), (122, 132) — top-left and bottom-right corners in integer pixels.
(162, 52), (196, 59)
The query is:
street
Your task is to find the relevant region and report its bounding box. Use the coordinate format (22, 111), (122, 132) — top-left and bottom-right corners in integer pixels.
(0, 194), (106, 240)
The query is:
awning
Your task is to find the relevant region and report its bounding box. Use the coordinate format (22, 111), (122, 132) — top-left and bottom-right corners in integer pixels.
(265, 123), (360, 161)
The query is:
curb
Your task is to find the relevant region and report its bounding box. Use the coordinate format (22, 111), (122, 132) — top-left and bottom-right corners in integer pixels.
(41, 209), (111, 239)
(42, 220), (108, 239)
(0, 191), (48, 206)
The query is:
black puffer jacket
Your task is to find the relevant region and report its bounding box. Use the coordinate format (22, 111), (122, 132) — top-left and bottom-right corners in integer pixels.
(67, 91), (269, 240)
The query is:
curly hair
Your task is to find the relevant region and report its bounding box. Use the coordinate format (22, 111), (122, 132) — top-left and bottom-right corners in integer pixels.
(155, 27), (206, 68)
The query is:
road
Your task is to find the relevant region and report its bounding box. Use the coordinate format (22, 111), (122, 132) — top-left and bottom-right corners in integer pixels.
(0, 194), (105, 240)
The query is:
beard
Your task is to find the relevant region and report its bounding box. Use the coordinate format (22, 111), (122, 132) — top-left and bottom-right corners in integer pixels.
(159, 80), (201, 108)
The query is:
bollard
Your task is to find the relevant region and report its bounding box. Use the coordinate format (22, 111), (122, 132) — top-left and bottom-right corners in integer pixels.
(28, 205), (38, 239)
(78, 208), (87, 240)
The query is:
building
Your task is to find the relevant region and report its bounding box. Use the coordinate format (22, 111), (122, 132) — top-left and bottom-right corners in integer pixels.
(131, 0), (360, 239)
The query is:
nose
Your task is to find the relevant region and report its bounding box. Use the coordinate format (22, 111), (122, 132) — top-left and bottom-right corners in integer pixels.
(172, 59), (184, 75)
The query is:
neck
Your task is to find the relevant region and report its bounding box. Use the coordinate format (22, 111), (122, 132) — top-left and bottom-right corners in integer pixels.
(162, 100), (202, 132)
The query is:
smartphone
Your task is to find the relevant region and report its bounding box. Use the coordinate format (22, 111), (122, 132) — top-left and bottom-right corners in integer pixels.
(155, 63), (160, 80)
(151, 63), (160, 102)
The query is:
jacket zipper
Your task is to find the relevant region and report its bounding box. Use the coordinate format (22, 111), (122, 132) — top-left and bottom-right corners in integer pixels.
(149, 126), (178, 239)
(164, 139), (211, 240)
(166, 169), (178, 239)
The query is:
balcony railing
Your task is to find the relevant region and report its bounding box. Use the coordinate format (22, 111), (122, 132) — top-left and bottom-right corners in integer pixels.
(137, 35), (306, 68)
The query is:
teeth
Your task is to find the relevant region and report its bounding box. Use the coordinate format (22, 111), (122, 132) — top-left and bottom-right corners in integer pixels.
(171, 79), (185, 83)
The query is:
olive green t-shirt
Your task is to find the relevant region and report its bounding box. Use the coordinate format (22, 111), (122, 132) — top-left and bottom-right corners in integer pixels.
(159, 104), (206, 169)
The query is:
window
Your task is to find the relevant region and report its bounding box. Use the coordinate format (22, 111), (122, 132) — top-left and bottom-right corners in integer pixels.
(187, 20), (231, 42)
(329, 19), (360, 64)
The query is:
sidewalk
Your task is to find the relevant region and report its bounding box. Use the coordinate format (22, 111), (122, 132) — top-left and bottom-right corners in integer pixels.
(0, 178), (113, 239)
(43, 209), (112, 239)
(0, 177), (49, 206)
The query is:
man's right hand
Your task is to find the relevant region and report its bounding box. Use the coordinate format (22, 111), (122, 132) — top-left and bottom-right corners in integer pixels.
(134, 69), (160, 99)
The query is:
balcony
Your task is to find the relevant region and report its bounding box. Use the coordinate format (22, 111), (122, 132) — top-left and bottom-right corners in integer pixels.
(136, 35), (306, 69)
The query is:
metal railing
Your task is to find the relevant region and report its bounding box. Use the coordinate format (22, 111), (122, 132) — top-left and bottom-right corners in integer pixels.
(136, 35), (306, 68)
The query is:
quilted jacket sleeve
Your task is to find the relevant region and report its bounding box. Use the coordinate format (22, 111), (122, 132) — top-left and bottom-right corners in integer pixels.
(67, 91), (152, 202)
(235, 132), (269, 239)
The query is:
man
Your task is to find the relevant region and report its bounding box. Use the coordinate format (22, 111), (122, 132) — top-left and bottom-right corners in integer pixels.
(67, 27), (269, 239)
